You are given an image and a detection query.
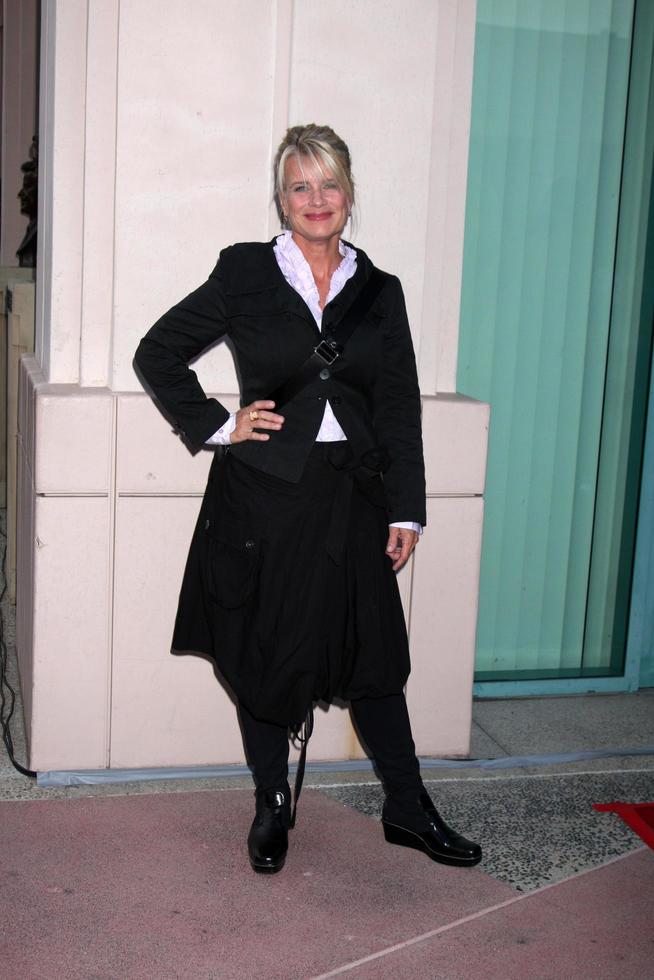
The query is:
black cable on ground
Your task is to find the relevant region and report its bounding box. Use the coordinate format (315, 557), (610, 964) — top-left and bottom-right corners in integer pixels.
(0, 526), (36, 778)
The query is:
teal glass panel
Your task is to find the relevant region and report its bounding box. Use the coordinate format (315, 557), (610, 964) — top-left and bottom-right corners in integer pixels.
(458, 0), (635, 680)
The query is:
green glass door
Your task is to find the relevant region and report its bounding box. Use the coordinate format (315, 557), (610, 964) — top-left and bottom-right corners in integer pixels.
(457, 0), (654, 689)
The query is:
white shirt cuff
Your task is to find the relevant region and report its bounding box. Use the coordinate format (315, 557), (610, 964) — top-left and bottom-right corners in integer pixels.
(390, 521), (423, 535)
(206, 412), (237, 445)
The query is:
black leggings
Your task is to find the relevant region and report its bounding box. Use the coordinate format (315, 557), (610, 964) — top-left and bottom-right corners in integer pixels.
(238, 693), (422, 807)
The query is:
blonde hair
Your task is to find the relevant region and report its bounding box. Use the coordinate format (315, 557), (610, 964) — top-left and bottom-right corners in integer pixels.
(273, 124), (355, 227)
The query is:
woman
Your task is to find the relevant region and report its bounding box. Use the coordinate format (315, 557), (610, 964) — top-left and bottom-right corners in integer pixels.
(135, 124), (481, 874)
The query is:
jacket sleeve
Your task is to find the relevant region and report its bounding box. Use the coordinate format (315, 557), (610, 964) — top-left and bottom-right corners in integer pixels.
(373, 277), (427, 527)
(134, 258), (232, 448)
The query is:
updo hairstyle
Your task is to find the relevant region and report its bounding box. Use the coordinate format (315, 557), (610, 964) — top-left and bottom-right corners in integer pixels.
(273, 123), (355, 227)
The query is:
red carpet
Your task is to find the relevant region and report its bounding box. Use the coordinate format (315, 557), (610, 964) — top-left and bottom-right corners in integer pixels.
(593, 801), (654, 849)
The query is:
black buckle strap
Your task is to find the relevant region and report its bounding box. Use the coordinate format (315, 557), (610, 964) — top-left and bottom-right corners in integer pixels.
(314, 339), (343, 366)
(266, 269), (385, 409)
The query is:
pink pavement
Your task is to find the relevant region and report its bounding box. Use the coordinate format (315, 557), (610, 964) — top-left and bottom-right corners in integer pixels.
(316, 849), (654, 979)
(1, 788), (651, 979)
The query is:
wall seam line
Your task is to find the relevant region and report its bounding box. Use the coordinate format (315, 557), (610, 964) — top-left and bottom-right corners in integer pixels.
(105, 395), (119, 768)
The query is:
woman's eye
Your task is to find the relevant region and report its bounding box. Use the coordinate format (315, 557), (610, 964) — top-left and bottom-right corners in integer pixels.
(292, 184), (307, 193)
(324, 181), (338, 190)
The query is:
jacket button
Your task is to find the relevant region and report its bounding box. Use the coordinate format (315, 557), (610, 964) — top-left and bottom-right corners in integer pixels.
(319, 368), (330, 380)
(205, 519), (210, 530)
(245, 540), (256, 550)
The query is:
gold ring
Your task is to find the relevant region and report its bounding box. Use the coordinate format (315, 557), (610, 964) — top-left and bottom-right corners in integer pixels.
(249, 410), (259, 422)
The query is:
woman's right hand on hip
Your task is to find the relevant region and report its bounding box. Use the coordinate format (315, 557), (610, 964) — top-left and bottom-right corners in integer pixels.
(230, 401), (285, 444)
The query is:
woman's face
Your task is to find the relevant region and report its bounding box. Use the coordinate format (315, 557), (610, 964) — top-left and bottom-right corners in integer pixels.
(281, 154), (350, 246)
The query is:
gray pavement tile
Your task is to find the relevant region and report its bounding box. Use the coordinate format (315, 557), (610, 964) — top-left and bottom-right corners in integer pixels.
(473, 692), (654, 755)
(0, 774), (256, 802)
(413, 754), (654, 779)
(317, 769), (654, 892)
(469, 719), (509, 758)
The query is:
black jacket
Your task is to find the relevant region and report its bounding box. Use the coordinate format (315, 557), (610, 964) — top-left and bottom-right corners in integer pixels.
(134, 240), (426, 525)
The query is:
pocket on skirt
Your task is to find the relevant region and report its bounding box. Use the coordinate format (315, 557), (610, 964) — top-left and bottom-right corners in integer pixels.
(204, 518), (261, 609)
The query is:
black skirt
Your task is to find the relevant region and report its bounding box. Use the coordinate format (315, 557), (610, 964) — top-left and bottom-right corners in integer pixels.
(171, 443), (411, 727)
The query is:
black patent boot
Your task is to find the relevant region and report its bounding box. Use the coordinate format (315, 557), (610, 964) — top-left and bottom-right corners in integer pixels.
(382, 787), (482, 868)
(247, 785), (291, 874)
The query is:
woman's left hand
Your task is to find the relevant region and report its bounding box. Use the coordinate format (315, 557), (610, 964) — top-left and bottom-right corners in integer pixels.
(385, 527), (419, 572)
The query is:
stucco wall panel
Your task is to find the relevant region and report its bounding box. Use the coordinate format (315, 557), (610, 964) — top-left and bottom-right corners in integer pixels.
(37, 0), (88, 383)
(80, 0), (120, 387)
(112, 0), (278, 392)
(29, 496), (112, 769)
(418, 0), (477, 393)
(406, 495), (484, 756)
(290, 0), (439, 350)
(115, 393), (238, 495)
(422, 394), (490, 495)
(33, 387), (113, 494)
